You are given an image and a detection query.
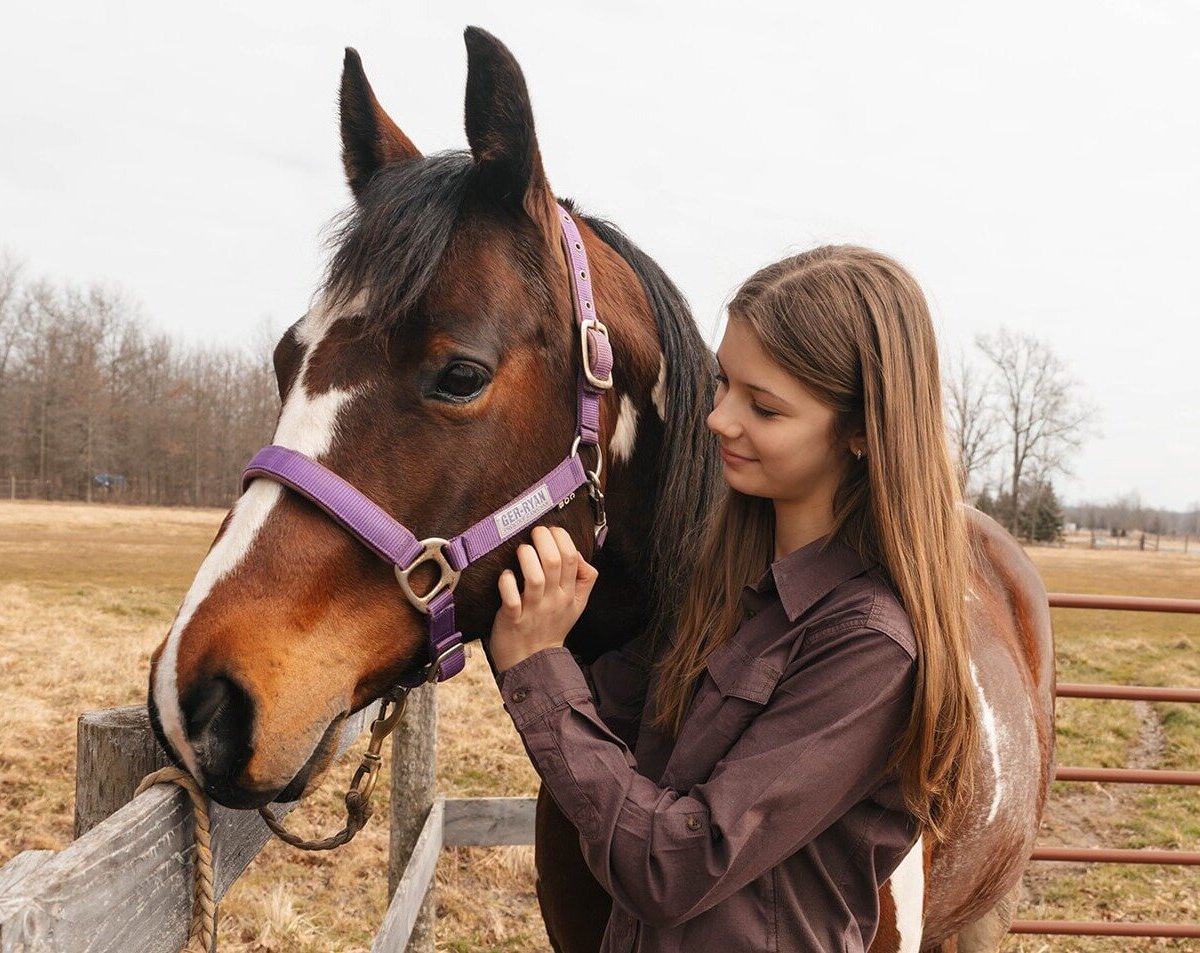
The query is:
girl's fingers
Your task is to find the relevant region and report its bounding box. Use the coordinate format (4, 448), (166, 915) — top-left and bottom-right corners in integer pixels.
(497, 569), (522, 617)
(550, 525), (578, 558)
(531, 526), (562, 590)
(574, 556), (599, 603)
(517, 543), (545, 598)
(549, 527), (578, 592)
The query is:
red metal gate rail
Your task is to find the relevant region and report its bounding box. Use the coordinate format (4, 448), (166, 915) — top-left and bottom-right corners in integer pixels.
(1009, 591), (1200, 940)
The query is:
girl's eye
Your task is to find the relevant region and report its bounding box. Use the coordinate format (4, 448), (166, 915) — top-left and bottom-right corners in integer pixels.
(434, 361), (490, 401)
(752, 404), (779, 418)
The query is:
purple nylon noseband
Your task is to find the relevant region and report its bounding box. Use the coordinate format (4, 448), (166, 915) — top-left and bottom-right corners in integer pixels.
(241, 205), (613, 689)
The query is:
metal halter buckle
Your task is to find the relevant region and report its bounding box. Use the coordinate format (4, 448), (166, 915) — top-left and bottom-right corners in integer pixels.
(580, 318), (614, 390)
(394, 537), (461, 614)
(426, 643), (468, 684)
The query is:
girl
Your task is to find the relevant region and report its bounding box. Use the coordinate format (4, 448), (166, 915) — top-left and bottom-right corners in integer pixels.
(490, 245), (978, 952)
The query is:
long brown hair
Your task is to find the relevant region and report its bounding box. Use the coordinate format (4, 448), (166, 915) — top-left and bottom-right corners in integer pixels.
(654, 245), (977, 841)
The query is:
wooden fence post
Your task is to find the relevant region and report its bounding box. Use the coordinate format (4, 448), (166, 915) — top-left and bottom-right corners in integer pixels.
(75, 705), (172, 838)
(388, 683), (437, 952)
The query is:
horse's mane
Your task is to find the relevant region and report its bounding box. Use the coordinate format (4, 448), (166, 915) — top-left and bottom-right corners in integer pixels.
(567, 205), (721, 651)
(322, 152), (720, 651)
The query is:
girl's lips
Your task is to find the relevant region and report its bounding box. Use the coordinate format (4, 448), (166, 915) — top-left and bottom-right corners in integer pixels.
(720, 446), (755, 465)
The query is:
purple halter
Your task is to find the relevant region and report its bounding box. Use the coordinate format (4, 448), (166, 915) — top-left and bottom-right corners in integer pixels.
(241, 205), (613, 688)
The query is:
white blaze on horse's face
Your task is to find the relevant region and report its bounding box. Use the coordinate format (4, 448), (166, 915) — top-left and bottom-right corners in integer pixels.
(152, 292), (364, 781)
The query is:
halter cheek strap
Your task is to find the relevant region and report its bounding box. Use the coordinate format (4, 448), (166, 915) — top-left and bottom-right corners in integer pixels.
(240, 204), (613, 687)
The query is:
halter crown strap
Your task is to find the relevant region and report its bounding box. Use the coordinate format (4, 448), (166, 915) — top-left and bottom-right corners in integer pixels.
(240, 204), (612, 686)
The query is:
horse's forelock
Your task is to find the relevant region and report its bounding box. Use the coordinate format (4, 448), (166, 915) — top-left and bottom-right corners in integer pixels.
(323, 150), (562, 344)
(323, 151), (476, 331)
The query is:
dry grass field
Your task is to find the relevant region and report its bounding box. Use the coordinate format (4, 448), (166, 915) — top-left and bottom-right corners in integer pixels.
(1, 500), (1197, 951)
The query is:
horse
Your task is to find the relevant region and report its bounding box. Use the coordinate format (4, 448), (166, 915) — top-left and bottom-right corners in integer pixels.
(146, 27), (1055, 953)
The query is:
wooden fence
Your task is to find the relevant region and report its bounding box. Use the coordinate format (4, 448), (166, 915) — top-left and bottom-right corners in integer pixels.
(0, 686), (535, 952)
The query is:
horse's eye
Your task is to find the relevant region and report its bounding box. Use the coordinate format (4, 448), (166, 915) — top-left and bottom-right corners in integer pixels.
(434, 362), (489, 401)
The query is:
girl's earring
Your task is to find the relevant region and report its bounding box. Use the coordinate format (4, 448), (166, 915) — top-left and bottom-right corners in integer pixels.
(853, 448), (864, 461)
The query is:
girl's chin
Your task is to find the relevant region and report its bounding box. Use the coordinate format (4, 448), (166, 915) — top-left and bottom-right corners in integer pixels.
(720, 469), (764, 496)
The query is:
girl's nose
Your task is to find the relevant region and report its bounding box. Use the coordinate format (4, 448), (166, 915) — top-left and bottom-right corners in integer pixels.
(707, 399), (737, 438)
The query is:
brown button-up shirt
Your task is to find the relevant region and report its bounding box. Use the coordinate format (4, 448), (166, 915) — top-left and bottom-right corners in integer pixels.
(499, 538), (919, 953)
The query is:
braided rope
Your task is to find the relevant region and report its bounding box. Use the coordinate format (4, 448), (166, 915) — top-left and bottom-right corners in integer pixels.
(136, 767), (216, 953)
(256, 789), (373, 851)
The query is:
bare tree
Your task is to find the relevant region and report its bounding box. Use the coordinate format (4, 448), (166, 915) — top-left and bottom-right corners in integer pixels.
(943, 351), (1000, 495)
(976, 329), (1095, 538)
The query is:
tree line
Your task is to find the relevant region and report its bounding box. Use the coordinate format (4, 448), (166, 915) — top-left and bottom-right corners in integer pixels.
(0, 256), (279, 507)
(5, 254), (1186, 537)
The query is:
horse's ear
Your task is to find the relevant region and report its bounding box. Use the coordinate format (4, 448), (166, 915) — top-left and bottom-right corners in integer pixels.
(340, 48), (421, 200)
(462, 28), (557, 235)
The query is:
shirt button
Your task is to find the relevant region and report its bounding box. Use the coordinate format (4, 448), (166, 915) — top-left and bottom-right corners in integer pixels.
(510, 688), (530, 703)
(686, 816), (702, 831)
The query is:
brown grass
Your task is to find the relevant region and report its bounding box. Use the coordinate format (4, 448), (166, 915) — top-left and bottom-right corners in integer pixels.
(1, 501), (1198, 951)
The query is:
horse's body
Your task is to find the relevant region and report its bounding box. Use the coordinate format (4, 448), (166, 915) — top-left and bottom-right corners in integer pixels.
(147, 29), (1054, 952)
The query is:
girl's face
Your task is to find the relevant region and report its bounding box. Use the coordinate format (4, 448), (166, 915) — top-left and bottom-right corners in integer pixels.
(708, 318), (851, 513)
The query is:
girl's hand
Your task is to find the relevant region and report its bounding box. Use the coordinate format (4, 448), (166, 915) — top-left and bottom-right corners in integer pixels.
(490, 525), (599, 673)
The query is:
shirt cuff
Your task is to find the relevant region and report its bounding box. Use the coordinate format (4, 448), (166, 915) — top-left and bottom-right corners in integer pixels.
(497, 646), (593, 730)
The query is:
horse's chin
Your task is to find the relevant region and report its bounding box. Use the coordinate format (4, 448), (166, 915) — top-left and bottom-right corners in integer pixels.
(270, 711), (346, 805)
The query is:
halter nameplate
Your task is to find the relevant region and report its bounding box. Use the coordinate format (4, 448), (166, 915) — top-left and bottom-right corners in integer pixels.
(241, 204), (613, 687)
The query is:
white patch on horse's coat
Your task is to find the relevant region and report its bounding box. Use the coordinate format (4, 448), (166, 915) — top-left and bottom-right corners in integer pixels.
(971, 659), (1005, 824)
(889, 834), (925, 953)
(609, 394), (639, 464)
(153, 294), (361, 780)
(651, 355), (667, 421)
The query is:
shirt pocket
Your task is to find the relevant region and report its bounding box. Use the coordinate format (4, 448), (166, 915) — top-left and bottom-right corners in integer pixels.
(705, 639), (780, 704)
(666, 640), (783, 788)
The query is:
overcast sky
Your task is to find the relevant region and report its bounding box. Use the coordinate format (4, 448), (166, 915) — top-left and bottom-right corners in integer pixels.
(2, 1), (1197, 510)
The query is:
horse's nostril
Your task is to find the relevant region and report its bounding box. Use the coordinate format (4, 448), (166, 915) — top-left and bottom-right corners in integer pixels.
(181, 675), (254, 786)
(184, 676), (233, 739)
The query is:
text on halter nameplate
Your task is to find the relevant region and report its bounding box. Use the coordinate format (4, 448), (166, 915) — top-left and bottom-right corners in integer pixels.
(494, 484), (554, 540)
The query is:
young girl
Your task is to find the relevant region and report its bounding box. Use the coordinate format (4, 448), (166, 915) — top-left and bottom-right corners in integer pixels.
(490, 246), (978, 952)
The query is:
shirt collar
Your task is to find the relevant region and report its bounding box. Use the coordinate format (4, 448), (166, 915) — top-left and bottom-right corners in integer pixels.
(744, 536), (875, 622)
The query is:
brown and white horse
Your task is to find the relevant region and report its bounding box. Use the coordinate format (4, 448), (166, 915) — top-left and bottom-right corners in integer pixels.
(147, 28), (1055, 953)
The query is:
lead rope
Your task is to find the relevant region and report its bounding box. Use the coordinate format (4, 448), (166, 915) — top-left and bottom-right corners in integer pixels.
(134, 767), (216, 953)
(135, 693), (407, 952)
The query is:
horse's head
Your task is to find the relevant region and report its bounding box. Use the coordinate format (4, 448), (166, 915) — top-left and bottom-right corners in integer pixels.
(147, 29), (672, 808)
